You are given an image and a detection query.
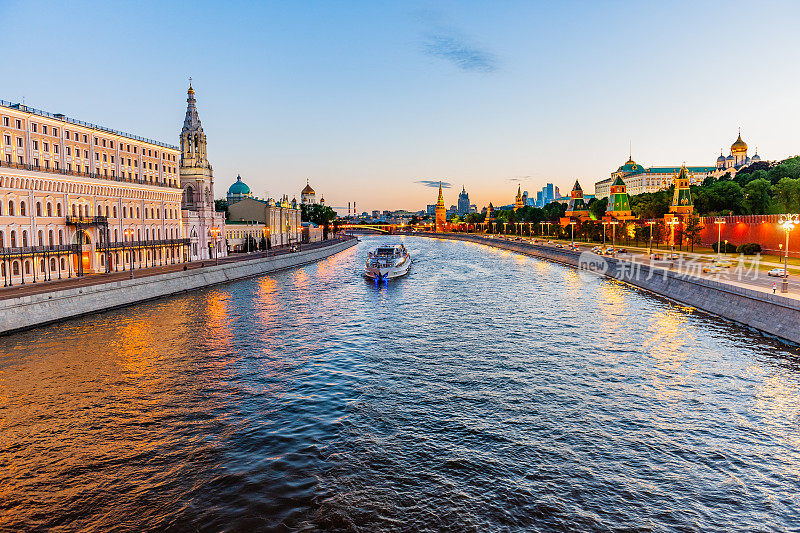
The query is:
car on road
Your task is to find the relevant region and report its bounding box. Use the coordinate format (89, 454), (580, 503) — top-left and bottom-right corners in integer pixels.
(768, 268), (788, 277)
(617, 248), (627, 254)
(650, 253), (663, 260)
(713, 260), (733, 268)
(702, 265), (723, 274)
(665, 253), (680, 260)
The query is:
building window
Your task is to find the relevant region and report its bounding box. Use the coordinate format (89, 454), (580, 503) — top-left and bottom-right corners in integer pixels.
(33, 140), (38, 150)
(3, 135), (9, 145)
(53, 127), (58, 136)
(16, 137), (22, 148)
(31, 123), (37, 133)
(53, 144), (59, 154)
(20, 202), (26, 216)
(110, 140), (114, 149)
(42, 125), (48, 135)
(43, 142), (49, 152)
(36, 202), (42, 217)
(94, 137), (98, 145)
(83, 134), (87, 143)
(15, 119), (21, 129)
(57, 203), (62, 216)
(2, 117), (7, 127)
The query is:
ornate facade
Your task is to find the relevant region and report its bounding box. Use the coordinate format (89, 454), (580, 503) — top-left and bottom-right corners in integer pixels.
(0, 98), (187, 284)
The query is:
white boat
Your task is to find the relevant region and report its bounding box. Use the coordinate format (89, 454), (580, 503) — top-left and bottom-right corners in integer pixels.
(365, 244), (411, 280)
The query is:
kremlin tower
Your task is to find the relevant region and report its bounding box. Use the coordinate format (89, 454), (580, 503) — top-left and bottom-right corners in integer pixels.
(435, 182), (446, 232)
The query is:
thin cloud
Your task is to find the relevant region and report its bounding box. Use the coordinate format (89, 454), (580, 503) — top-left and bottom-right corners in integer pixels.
(416, 180), (452, 188)
(505, 175), (532, 182)
(423, 31), (498, 73)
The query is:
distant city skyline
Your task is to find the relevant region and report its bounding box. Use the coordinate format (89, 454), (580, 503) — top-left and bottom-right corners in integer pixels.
(4, 0), (800, 214)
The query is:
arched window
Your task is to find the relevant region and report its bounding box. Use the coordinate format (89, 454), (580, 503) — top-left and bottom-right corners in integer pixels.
(50, 258), (56, 271)
(72, 204), (76, 217)
(24, 260), (30, 275)
(48, 230), (54, 246)
(123, 206), (127, 218)
(105, 206), (109, 217)
(58, 230), (64, 245)
(184, 185), (195, 207)
(10, 231), (16, 247)
(40, 258), (46, 273)
(20, 202), (26, 216)
(36, 202), (42, 217)
(57, 203), (62, 217)
(60, 257), (65, 270)
(47, 202), (52, 217)
(114, 229), (118, 241)
(22, 231), (28, 247)
(136, 207), (140, 218)
(12, 261), (19, 276)
(0, 230), (4, 247)
(38, 230), (43, 246)
(113, 206), (117, 218)
(8, 201), (14, 216)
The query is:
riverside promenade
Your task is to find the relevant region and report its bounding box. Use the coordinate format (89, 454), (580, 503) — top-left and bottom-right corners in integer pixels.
(419, 232), (800, 344)
(0, 236), (357, 335)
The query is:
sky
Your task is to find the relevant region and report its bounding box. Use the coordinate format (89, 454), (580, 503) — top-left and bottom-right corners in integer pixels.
(3, 0), (800, 214)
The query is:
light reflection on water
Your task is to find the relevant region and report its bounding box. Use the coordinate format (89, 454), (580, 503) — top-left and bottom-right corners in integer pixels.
(1, 236), (800, 531)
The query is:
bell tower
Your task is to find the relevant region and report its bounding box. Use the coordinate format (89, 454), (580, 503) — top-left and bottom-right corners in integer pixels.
(180, 80), (214, 210)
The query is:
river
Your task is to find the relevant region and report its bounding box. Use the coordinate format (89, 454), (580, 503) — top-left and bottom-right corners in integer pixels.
(1, 236), (799, 531)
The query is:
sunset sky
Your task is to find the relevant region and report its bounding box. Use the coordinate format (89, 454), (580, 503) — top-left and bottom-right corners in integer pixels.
(4, 0), (800, 214)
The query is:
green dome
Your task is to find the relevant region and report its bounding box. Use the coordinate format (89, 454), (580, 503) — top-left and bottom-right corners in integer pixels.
(228, 175), (251, 196)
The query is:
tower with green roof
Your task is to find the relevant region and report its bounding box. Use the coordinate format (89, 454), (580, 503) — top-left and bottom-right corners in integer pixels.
(605, 176), (633, 220)
(669, 164), (694, 215)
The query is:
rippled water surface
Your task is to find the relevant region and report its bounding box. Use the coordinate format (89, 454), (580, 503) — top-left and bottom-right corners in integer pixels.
(2, 236), (800, 532)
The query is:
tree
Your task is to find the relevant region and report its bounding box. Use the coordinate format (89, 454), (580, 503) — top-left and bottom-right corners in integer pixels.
(410, 215), (419, 225)
(259, 235), (267, 251)
(742, 178), (773, 214)
(215, 199), (229, 219)
(772, 177), (800, 213)
(682, 216), (704, 252)
(588, 197), (607, 220)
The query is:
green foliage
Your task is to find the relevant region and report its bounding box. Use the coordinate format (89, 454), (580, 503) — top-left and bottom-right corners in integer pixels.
(771, 177), (800, 213)
(742, 178), (773, 214)
(682, 216), (704, 252)
(587, 197), (607, 220)
(300, 203), (337, 226)
(630, 189), (671, 219)
(464, 212), (485, 223)
(736, 242), (762, 255)
(692, 180), (744, 215)
(711, 241), (738, 253)
(215, 199), (230, 219)
(542, 201), (567, 221)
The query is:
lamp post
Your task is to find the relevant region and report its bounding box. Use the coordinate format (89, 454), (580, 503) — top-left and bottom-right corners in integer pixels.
(610, 220), (618, 253)
(569, 221), (576, 247)
(124, 228), (134, 278)
(667, 218), (679, 256)
(602, 221), (608, 248)
(647, 220), (655, 256)
(209, 226), (220, 265)
(779, 214), (799, 293)
(714, 217), (725, 259)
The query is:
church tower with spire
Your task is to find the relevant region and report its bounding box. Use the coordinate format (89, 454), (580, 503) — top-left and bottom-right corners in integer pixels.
(514, 184), (524, 211)
(435, 182), (446, 232)
(179, 81), (226, 260)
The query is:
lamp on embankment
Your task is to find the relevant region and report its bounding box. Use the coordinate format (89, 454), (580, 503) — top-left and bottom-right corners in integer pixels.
(779, 214), (799, 293)
(714, 217), (725, 258)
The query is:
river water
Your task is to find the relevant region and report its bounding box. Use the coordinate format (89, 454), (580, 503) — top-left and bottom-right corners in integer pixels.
(1, 236), (799, 532)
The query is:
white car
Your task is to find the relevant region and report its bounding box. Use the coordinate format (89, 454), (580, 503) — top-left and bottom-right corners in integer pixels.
(768, 268), (788, 277)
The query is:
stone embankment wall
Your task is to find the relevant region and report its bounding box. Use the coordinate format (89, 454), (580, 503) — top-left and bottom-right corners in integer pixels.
(0, 238), (357, 335)
(423, 233), (800, 344)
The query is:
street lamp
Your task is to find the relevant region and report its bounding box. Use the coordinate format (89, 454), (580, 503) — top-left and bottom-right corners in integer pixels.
(714, 217), (725, 259)
(602, 221), (608, 248)
(569, 221), (576, 247)
(123, 228), (135, 278)
(779, 214), (799, 293)
(666, 218), (680, 256)
(209, 227), (220, 265)
(610, 220), (619, 253)
(647, 220), (655, 256)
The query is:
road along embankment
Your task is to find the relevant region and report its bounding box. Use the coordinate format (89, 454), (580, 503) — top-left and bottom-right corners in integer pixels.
(0, 238), (357, 335)
(421, 233), (800, 344)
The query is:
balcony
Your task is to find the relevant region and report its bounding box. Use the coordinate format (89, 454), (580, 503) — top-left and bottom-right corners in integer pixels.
(65, 216), (108, 226)
(0, 159), (180, 189)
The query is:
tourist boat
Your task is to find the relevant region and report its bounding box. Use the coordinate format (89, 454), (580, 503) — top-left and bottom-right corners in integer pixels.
(364, 244), (411, 281)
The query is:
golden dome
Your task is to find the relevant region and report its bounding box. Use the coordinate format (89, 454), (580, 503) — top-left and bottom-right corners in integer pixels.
(731, 132), (748, 153)
(301, 179), (315, 195)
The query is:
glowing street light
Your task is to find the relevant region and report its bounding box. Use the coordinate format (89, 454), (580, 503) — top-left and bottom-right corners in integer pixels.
(714, 217), (725, 258)
(666, 218), (680, 256)
(779, 214), (799, 293)
(647, 220), (656, 256)
(609, 220), (619, 253)
(209, 226), (220, 265)
(602, 221), (608, 247)
(569, 221), (576, 247)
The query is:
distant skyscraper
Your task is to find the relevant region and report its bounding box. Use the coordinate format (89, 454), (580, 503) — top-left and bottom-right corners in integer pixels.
(457, 186), (471, 216)
(536, 190), (544, 207)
